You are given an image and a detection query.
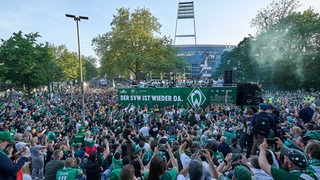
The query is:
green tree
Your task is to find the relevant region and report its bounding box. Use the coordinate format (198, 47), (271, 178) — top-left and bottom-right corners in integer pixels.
(250, 9), (320, 89)
(218, 37), (258, 83)
(51, 45), (80, 82)
(221, 0), (320, 90)
(92, 8), (186, 80)
(0, 31), (55, 96)
(250, 0), (300, 33)
(83, 55), (99, 81)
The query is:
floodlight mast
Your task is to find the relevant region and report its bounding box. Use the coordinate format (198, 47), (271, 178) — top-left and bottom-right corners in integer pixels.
(65, 14), (88, 121)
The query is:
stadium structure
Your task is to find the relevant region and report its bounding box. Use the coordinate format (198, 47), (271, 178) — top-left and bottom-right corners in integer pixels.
(174, 1), (235, 79)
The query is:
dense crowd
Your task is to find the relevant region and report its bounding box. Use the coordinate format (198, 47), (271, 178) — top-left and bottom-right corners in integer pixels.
(0, 86), (320, 180)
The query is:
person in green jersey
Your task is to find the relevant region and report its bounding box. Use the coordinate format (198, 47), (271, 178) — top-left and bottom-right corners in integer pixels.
(73, 127), (85, 147)
(56, 157), (83, 180)
(259, 138), (318, 180)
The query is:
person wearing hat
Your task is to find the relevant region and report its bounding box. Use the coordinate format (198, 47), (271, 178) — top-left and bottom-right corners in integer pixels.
(232, 165), (254, 180)
(14, 133), (29, 152)
(177, 156), (204, 180)
(0, 131), (30, 180)
(258, 138), (318, 179)
(215, 152), (254, 180)
(250, 103), (275, 155)
(177, 148), (219, 180)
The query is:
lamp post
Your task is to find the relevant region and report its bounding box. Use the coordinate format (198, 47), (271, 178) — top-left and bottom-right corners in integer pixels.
(66, 14), (88, 121)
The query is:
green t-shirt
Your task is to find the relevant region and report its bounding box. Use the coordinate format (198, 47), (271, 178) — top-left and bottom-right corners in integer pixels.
(271, 166), (318, 180)
(109, 168), (121, 180)
(182, 109), (187, 117)
(73, 132), (85, 146)
(224, 131), (236, 145)
(144, 168), (177, 180)
(213, 151), (224, 164)
(134, 144), (143, 153)
(56, 167), (82, 180)
(47, 131), (56, 141)
(112, 155), (123, 169)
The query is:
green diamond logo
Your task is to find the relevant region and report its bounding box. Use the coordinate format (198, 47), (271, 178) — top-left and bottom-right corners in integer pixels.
(187, 88), (206, 108)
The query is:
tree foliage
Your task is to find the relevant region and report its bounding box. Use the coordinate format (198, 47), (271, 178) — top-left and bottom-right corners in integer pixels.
(0, 31), (56, 96)
(250, 0), (300, 33)
(217, 37), (258, 83)
(83, 55), (99, 80)
(50, 45), (80, 82)
(220, 1), (320, 90)
(92, 8), (186, 80)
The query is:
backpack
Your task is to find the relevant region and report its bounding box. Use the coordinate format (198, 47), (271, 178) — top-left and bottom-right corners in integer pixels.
(253, 116), (271, 136)
(243, 117), (252, 135)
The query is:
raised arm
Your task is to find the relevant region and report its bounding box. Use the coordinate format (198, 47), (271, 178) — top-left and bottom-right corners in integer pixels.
(103, 139), (110, 160)
(203, 149), (219, 179)
(167, 143), (178, 171)
(258, 138), (272, 176)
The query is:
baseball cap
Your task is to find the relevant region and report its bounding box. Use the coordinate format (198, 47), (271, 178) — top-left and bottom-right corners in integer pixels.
(189, 157), (203, 179)
(0, 131), (14, 143)
(280, 146), (308, 168)
(234, 165), (252, 180)
(15, 142), (27, 151)
(258, 103), (268, 111)
(304, 131), (320, 141)
(14, 133), (23, 140)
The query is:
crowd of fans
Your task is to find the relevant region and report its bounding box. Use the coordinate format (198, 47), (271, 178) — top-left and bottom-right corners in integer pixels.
(0, 86), (320, 180)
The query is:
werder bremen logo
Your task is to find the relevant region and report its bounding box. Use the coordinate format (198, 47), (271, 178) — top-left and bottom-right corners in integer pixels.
(187, 88), (206, 107)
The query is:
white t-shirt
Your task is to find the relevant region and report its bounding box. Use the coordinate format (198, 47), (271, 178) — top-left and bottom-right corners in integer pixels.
(251, 168), (273, 180)
(140, 127), (149, 137)
(143, 143), (150, 151)
(179, 152), (212, 180)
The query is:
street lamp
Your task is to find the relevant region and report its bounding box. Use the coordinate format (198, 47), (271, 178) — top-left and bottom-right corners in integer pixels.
(66, 14), (88, 121)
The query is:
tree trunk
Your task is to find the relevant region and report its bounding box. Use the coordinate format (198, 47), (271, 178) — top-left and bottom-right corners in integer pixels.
(26, 86), (32, 99)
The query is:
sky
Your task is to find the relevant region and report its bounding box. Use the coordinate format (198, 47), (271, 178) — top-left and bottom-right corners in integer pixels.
(0, 0), (319, 59)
